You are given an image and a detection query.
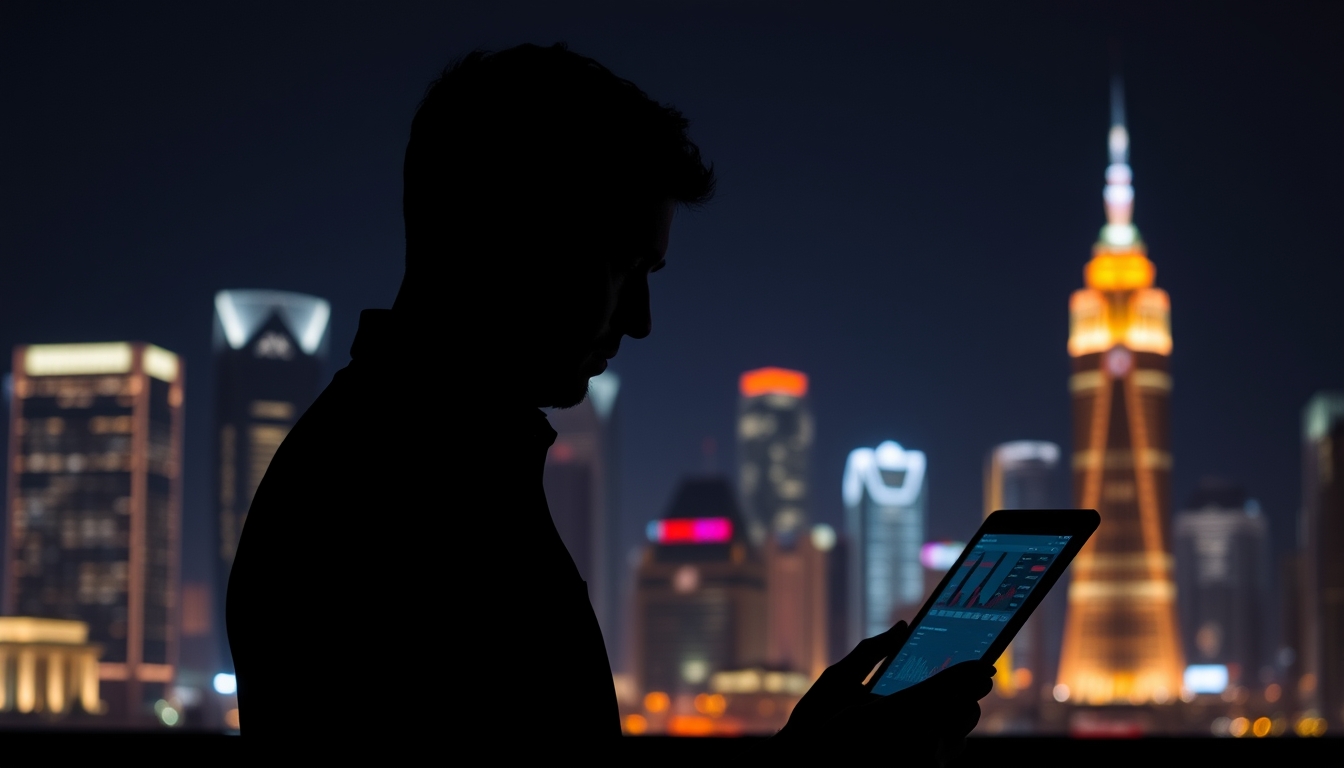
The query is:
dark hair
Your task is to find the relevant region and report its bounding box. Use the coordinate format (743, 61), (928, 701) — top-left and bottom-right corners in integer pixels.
(403, 43), (714, 267)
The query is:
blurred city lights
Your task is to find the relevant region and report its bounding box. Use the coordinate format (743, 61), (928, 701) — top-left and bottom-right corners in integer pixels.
(622, 714), (648, 735)
(1182, 664), (1229, 694)
(809, 523), (836, 552)
(919, 541), (965, 571)
(643, 691), (669, 714)
(646, 517), (733, 545)
(213, 673), (237, 695)
(738, 367), (808, 398)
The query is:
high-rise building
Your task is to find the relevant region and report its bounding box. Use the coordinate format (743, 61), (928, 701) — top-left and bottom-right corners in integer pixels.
(984, 441), (1062, 701)
(4, 342), (184, 721)
(544, 371), (623, 666)
(1056, 81), (1184, 706)
(843, 440), (927, 646)
(633, 476), (765, 696)
(213, 290), (329, 579)
(735, 367), (827, 678)
(1172, 479), (1273, 688)
(737, 367), (812, 545)
(1301, 392), (1344, 724)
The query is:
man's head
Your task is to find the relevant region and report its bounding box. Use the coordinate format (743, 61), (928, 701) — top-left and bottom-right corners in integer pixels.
(398, 43), (714, 407)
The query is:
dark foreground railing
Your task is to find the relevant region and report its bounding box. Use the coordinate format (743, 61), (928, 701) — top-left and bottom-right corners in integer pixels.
(0, 732), (1336, 766)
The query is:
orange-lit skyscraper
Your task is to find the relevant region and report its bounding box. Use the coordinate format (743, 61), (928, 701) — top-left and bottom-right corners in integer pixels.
(736, 368), (828, 678)
(1055, 82), (1184, 705)
(4, 342), (184, 722)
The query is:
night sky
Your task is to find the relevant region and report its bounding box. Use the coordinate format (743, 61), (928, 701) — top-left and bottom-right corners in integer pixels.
(3, 2), (1341, 591)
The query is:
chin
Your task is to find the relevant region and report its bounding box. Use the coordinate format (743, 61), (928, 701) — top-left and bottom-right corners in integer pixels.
(547, 376), (593, 410)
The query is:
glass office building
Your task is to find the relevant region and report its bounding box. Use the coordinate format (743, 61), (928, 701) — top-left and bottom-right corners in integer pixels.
(4, 342), (183, 722)
(1173, 481), (1273, 689)
(736, 367), (812, 546)
(843, 440), (927, 645)
(213, 290), (329, 574)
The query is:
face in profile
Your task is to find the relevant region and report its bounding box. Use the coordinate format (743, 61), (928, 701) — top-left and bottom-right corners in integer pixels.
(536, 199), (675, 409)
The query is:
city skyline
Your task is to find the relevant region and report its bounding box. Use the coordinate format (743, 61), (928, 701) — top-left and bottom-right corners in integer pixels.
(2, 6), (1337, 574)
(0, 0), (1340, 738)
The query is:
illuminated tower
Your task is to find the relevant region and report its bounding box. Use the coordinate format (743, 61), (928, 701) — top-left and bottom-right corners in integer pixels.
(213, 290), (329, 576)
(4, 342), (184, 721)
(737, 367), (812, 545)
(843, 440), (927, 646)
(1056, 81), (1184, 705)
(544, 370), (623, 666)
(736, 368), (827, 677)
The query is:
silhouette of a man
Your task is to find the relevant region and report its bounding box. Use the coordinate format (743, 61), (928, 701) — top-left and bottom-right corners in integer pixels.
(228, 43), (991, 764)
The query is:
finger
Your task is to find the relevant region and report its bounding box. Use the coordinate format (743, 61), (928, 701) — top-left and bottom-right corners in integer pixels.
(827, 621), (909, 681)
(883, 660), (994, 705)
(822, 621), (908, 683)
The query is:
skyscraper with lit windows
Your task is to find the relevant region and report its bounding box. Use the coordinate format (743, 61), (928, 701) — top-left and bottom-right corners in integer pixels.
(736, 368), (827, 678)
(4, 342), (183, 721)
(213, 290), (329, 574)
(737, 368), (812, 545)
(1172, 480), (1273, 688)
(1055, 82), (1184, 706)
(843, 440), (927, 646)
(211, 290), (328, 686)
(633, 476), (765, 696)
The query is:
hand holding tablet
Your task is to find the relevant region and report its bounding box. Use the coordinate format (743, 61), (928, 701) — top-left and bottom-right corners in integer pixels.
(773, 509), (1098, 764)
(867, 509), (1099, 696)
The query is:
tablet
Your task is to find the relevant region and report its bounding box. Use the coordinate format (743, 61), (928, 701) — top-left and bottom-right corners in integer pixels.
(865, 509), (1099, 696)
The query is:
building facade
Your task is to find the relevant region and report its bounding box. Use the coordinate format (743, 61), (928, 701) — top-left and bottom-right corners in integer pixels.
(4, 342), (183, 721)
(213, 290), (329, 579)
(1301, 392), (1344, 724)
(1172, 480), (1273, 688)
(843, 440), (927, 646)
(544, 370), (623, 667)
(984, 440), (1062, 702)
(737, 367), (812, 545)
(735, 367), (826, 677)
(633, 476), (765, 696)
(1056, 83), (1185, 705)
(0, 617), (102, 719)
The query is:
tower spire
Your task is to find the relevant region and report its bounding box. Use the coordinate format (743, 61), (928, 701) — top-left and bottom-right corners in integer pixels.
(1101, 76), (1136, 246)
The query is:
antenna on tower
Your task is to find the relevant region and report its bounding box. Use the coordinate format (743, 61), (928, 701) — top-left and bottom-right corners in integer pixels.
(1110, 75), (1126, 130)
(1101, 46), (1136, 245)
(1107, 42), (1129, 164)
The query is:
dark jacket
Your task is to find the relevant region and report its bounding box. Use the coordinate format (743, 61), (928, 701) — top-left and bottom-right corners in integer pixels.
(227, 309), (620, 761)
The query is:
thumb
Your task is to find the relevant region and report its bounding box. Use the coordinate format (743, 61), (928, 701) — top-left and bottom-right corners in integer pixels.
(829, 621), (909, 682)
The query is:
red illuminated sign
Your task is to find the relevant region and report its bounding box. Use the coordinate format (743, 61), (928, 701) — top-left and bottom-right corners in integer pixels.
(647, 517), (733, 545)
